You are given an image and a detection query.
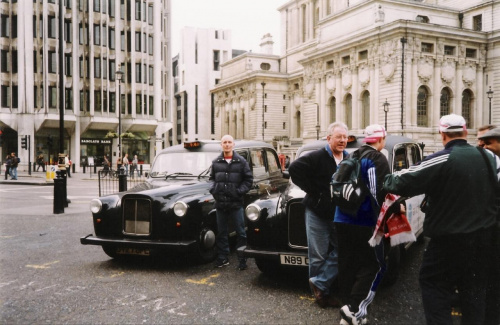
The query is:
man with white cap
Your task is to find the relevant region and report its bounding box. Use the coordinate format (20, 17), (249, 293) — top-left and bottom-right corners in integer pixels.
(384, 114), (498, 324)
(335, 124), (390, 325)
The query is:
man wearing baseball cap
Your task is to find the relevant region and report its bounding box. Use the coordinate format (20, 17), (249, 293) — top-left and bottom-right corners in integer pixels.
(336, 124), (391, 325)
(384, 114), (498, 324)
(477, 127), (500, 325)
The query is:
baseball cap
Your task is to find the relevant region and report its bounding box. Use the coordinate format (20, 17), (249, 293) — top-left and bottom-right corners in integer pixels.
(477, 127), (500, 139)
(439, 114), (466, 133)
(363, 124), (386, 143)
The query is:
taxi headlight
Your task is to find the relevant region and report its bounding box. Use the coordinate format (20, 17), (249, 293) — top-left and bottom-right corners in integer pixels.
(173, 201), (188, 217)
(90, 199), (102, 214)
(245, 204), (261, 222)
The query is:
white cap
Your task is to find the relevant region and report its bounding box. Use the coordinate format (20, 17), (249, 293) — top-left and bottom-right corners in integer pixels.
(364, 124), (386, 143)
(439, 114), (466, 133)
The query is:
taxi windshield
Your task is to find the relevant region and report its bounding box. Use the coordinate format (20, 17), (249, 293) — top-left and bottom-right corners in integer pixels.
(149, 151), (219, 177)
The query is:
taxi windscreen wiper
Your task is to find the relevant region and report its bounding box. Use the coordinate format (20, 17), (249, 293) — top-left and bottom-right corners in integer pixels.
(165, 172), (193, 179)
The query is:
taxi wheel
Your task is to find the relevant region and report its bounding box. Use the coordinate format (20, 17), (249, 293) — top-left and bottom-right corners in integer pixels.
(197, 228), (217, 263)
(255, 258), (281, 275)
(102, 246), (119, 259)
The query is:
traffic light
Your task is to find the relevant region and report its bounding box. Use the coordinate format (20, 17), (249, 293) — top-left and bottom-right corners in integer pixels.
(21, 135), (28, 150)
(47, 135), (53, 147)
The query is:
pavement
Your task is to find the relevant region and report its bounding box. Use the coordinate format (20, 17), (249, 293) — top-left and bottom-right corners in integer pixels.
(0, 168), (100, 186)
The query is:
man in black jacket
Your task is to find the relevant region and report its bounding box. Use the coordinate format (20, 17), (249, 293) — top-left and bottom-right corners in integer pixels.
(210, 135), (253, 270)
(289, 122), (349, 308)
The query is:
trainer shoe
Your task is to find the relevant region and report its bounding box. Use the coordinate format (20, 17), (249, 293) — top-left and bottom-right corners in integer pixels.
(238, 259), (248, 271)
(340, 305), (367, 325)
(214, 258), (229, 268)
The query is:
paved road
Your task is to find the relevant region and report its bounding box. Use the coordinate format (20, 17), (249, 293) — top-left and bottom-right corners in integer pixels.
(0, 171), (439, 324)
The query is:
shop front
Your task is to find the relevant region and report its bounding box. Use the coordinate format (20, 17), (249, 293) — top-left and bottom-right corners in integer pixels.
(80, 138), (112, 167)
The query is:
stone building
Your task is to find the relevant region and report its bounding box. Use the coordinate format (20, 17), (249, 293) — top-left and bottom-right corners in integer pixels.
(0, 0), (172, 170)
(212, 0), (499, 156)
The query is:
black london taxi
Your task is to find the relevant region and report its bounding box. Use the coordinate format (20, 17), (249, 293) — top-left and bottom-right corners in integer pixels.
(81, 140), (289, 262)
(239, 135), (426, 277)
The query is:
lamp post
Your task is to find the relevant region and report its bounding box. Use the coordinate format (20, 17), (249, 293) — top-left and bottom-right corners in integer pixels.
(116, 69), (124, 164)
(314, 103), (320, 140)
(261, 82), (266, 141)
(383, 99), (390, 131)
(487, 86), (494, 124)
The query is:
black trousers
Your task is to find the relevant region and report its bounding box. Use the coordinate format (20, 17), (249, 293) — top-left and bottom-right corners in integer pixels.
(485, 225), (500, 325)
(419, 227), (494, 325)
(335, 222), (379, 311)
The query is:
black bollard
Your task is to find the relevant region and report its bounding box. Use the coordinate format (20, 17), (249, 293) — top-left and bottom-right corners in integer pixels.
(53, 171), (65, 214)
(83, 164), (86, 173)
(140, 164), (143, 176)
(118, 167), (127, 192)
(61, 169), (69, 207)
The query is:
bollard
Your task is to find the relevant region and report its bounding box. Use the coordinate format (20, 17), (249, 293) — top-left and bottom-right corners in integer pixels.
(140, 164), (143, 176)
(53, 171), (65, 214)
(118, 167), (127, 192)
(72, 163), (75, 174)
(83, 164), (86, 173)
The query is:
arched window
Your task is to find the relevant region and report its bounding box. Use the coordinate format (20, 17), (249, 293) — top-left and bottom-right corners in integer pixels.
(417, 86), (428, 127)
(440, 87), (451, 117)
(362, 91), (370, 128)
(296, 111), (301, 138)
(329, 97), (336, 123)
(462, 89), (473, 127)
(345, 94), (352, 129)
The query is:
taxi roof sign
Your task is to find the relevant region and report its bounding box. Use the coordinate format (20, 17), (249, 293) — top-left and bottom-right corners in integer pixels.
(184, 141), (202, 149)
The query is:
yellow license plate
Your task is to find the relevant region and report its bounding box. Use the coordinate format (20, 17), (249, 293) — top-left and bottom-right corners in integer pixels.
(116, 247), (150, 256)
(280, 254), (309, 266)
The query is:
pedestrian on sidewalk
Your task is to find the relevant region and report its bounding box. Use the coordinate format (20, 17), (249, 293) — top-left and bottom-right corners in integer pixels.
(9, 152), (19, 180)
(4, 155), (11, 180)
(65, 155), (71, 177)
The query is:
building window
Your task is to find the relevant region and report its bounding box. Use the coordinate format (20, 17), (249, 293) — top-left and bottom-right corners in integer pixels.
(440, 88), (451, 117)
(462, 90), (473, 127)
(149, 65), (153, 85)
(148, 5), (153, 25)
(326, 60), (334, 69)
(345, 94), (352, 129)
(1, 85), (10, 107)
(417, 86), (428, 127)
(466, 48), (477, 58)
(136, 94), (142, 114)
(143, 32), (147, 53)
(0, 15), (9, 38)
(48, 16), (56, 38)
(12, 85), (17, 108)
(342, 55), (350, 65)
(264, 105), (267, 113)
(103, 58), (107, 79)
(102, 25), (107, 46)
(283, 122), (286, 129)
(143, 63), (147, 84)
(143, 2), (146, 22)
(33, 51), (37, 72)
(135, 31), (141, 52)
(109, 92), (115, 112)
(66, 88), (73, 110)
(135, 0), (141, 20)
(121, 31), (125, 51)
(283, 106), (286, 113)
(102, 0), (106, 13)
(109, 0), (115, 17)
(49, 51), (57, 73)
(358, 50), (368, 61)
(65, 53), (72, 76)
(213, 50), (220, 71)
(109, 59), (115, 80)
(444, 45), (455, 55)
(260, 63), (271, 70)
(103, 91), (107, 112)
(109, 28), (115, 49)
(330, 97), (336, 123)
(0, 50), (9, 72)
(94, 0), (100, 12)
(11, 50), (17, 73)
(416, 15), (429, 23)
(362, 91), (370, 128)
(148, 35), (153, 55)
(64, 20), (72, 43)
(149, 96), (153, 115)
(473, 14), (482, 31)
(49, 86), (57, 108)
(94, 57), (101, 78)
(135, 63), (141, 83)
(33, 15), (37, 37)
(94, 24), (100, 45)
(421, 42), (434, 53)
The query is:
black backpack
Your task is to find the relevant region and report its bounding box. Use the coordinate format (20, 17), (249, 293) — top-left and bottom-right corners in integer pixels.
(330, 149), (371, 215)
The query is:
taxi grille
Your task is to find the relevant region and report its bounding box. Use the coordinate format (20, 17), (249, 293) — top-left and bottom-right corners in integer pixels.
(123, 198), (152, 235)
(288, 201), (307, 248)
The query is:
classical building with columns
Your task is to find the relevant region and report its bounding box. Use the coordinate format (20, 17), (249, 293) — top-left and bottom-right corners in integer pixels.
(212, 0), (499, 156)
(0, 0), (172, 170)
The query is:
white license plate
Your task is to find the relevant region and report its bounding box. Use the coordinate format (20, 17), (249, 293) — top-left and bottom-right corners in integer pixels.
(280, 254), (309, 266)
(116, 247), (150, 256)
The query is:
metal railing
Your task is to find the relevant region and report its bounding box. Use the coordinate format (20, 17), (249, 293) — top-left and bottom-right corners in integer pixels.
(98, 168), (147, 197)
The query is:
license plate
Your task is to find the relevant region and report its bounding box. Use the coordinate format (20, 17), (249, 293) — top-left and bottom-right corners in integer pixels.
(280, 254), (309, 266)
(116, 247), (150, 256)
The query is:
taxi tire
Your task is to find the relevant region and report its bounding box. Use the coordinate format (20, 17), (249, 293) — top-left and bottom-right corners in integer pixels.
(197, 228), (217, 263)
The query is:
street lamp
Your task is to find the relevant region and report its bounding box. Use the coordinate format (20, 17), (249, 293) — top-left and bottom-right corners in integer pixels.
(261, 82), (266, 141)
(116, 68), (124, 165)
(487, 86), (494, 124)
(383, 99), (390, 131)
(314, 103), (320, 140)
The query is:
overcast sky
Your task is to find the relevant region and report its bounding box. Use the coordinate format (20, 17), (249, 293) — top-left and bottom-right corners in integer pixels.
(171, 0), (287, 56)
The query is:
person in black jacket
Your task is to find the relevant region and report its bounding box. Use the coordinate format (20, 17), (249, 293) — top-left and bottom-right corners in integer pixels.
(289, 122), (349, 308)
(209, 134), (253, 270)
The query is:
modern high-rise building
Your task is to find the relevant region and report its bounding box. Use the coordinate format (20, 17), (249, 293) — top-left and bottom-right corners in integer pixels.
(171, 27), (246, 145)
(0, 0), (172, 170)
(212, 0), (499, 156)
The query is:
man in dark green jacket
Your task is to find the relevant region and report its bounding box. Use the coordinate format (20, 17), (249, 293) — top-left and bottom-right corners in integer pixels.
(383, 114), (498, 324)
